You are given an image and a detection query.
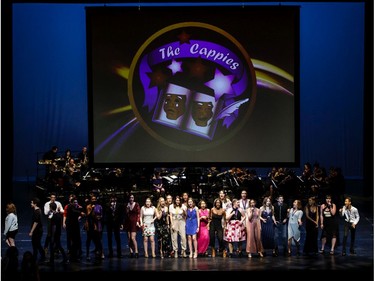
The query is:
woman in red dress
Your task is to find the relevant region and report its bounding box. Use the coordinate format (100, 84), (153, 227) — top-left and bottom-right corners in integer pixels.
(123, 194), (141, 258)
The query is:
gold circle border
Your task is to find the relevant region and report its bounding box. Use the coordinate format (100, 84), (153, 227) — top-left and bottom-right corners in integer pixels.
(128, 22), (257, 151)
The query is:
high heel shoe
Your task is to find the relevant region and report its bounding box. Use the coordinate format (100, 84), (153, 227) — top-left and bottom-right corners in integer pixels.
(193, 252), (197, 259)
(222, 249), (227, 258)
(258, 252), (264, 258)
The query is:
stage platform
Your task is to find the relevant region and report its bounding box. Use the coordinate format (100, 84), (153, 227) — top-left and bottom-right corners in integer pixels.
(1, 180), (373, 278)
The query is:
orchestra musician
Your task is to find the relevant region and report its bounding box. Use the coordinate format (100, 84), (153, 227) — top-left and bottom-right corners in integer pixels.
(63, 158), (81, 189)
(43, 146), (58, 162)
(77, 146), (89, 177)
(42, 146), (59, 175)
(62, 149), (73, 167)
(226, 167), (241, 189)
(152, 171), (165, 197)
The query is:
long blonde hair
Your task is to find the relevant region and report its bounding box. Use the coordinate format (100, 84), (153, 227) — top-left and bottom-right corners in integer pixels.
(156, 197), (166, 212)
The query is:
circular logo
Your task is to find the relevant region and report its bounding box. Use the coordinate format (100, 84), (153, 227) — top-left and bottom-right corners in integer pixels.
(129, 22), (257, 151)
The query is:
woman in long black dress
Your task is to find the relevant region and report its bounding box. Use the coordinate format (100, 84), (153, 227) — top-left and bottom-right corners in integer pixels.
(303, 197), (319, 255)
(155, 197), (172, 258)
(259, 196), (277, 255)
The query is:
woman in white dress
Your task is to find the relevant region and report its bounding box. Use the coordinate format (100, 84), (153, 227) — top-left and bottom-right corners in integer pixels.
(140, 197), (157, 258)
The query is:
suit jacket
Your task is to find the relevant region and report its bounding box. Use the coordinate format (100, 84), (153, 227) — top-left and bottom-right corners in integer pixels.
(105, 201), (124, 227)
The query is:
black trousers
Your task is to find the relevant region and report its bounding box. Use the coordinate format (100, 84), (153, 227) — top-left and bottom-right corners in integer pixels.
(106, 223), (122, 256)
(342, 222), (356, 252)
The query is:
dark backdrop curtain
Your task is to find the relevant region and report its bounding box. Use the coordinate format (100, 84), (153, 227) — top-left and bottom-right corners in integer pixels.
(7, 3), (369, 186)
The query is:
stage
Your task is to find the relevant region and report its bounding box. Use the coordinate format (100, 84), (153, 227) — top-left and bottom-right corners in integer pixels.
(1, 181), (373, 278)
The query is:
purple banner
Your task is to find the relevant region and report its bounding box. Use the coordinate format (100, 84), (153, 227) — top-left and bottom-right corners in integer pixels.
(139, 40), (249, 111)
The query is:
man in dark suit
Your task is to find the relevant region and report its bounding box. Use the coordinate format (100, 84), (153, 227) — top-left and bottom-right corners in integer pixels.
(47, 202), (69, 266)
(43, 146), (58, 162)
(104, 195), (124, 258)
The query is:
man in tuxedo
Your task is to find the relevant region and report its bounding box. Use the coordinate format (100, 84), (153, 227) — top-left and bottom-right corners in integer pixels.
(104, 195), (124, 258)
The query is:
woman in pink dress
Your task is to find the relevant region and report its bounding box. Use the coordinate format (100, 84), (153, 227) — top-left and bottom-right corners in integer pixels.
(245, 199), (264, 258)
(197, 200), (210, 256)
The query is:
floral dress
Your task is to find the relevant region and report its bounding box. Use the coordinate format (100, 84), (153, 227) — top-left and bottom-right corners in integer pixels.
(224, 208), (246, 242)
(155, 207), (172, 256)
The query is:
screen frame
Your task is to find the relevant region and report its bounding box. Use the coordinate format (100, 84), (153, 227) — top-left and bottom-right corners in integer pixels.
(86, 4), (300, 169)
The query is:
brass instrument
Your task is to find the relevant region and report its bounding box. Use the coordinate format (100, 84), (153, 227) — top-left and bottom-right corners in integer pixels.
(38, 160), (52, 165)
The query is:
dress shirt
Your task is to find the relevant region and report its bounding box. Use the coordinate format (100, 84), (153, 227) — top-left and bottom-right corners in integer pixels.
(341, 206), (360, 225)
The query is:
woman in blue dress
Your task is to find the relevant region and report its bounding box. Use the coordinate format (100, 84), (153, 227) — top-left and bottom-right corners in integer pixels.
(185, 197), (200, 258)
(260, 196), (277, 255)
(287, 199), (303, 256)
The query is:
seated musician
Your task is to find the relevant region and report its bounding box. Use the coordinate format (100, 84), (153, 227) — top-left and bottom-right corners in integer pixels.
(77, 146), (89, 177)
(43, 145), (58, 162)
(42, 145), (59, 178)
(152, 171), (165, 196)
(62, 149), (73, 167)
(63, 158), (81, 189)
